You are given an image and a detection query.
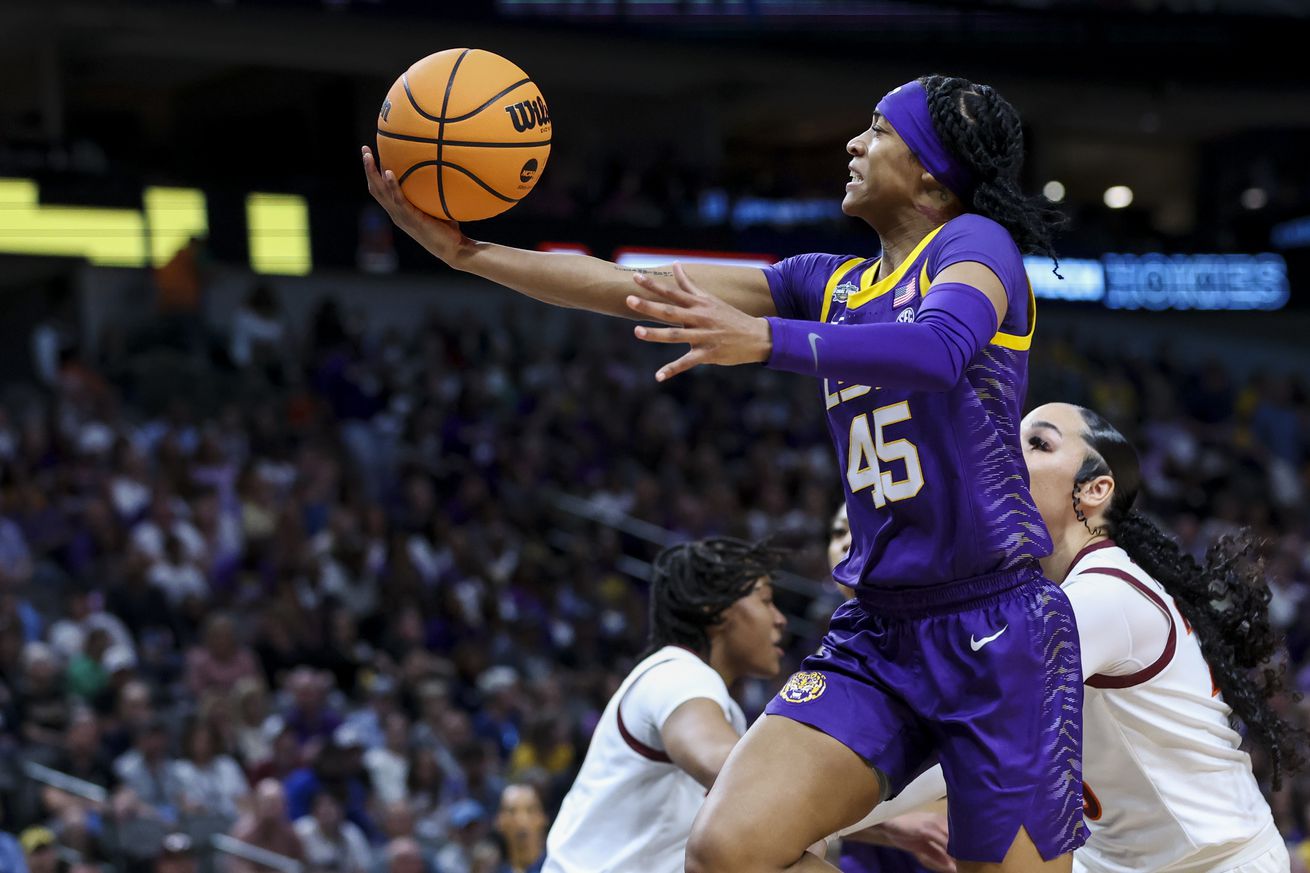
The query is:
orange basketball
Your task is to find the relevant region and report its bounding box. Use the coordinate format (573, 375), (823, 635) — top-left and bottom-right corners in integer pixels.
(376, 49), (551, 222)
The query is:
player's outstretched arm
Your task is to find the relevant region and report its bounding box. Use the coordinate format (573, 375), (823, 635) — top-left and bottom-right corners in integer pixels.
(362, 147), (776, 320)
(659, 698), (743, 790)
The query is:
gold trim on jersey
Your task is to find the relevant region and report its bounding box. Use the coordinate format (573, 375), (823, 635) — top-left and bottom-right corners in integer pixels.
(846, 224), (946, 311)
(817, 222), (1037, 351)
(918, 258), (1037, 351)
(819, 257), (865, 323)
(990, 283), (1037, 350)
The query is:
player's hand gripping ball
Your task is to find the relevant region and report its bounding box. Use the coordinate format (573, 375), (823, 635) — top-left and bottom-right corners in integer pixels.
(376, 48), (550, 222)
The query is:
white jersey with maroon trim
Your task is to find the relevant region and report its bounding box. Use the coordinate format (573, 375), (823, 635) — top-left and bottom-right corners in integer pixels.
(543, 646), (745, 873)
(1064, 541), (1276, 873)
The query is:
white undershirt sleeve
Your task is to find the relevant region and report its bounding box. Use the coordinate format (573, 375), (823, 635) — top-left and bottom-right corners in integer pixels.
(1064, 571), (1173, 678)
(621, 656), (737, 750)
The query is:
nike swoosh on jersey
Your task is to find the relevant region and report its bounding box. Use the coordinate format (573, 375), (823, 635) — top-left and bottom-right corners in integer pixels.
(969, 625), (1009, 651)
(808, 332), (822, 370)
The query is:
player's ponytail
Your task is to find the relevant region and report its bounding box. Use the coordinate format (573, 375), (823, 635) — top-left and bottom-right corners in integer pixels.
(919, 74), (1066, 273)
(645, 537), (783, 657)
(1073, 406), (1305, 788)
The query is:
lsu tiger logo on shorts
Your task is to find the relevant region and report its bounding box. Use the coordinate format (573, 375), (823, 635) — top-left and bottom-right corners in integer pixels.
(778, 671), (827, 703)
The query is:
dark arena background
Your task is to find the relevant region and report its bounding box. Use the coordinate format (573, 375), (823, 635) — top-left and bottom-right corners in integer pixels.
(2, 1), (1310, 871)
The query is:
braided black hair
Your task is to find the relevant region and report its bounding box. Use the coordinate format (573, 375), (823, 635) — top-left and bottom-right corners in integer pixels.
(646, 537), (784, 657)
(1072, 406), (1306, 788)
(919, 74), (1067, 272)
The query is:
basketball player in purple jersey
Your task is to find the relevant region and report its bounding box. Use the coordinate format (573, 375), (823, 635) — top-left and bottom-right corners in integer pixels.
(364, 74), (1079, 872)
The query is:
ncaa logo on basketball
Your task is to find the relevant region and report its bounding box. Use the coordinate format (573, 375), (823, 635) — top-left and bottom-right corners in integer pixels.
(519, 159), (539, 184)
(833, 282), (857, 304)
(778, 671), (827, 703)
(379, 99), (392, 122)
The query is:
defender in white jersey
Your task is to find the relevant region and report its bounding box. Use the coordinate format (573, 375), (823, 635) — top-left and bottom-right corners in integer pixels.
(1022, 403), (1300, 873)
(844, 403), (1302, 872)
(544, 538), (786, 873)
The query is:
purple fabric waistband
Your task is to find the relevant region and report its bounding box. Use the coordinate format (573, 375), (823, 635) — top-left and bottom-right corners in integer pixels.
(857, 561), (1044, 618)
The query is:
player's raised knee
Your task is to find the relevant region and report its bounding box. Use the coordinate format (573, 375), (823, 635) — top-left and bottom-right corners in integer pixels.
(684, 817), (750, 873)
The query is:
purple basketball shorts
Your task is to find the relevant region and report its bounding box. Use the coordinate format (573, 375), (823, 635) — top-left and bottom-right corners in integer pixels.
(766, 563), (1085, 864)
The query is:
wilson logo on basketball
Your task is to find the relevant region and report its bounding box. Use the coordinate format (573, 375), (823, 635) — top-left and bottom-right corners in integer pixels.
(379, 99), (392, 122)
(519, 159), (539, 184)
(505, 97), (551, 133)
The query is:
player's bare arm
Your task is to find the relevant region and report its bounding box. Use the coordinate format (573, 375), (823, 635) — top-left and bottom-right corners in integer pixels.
(846, 811), (956, 873)
(660, 697), (743, 790)
(627, 264), (773, 381)
(362, 146), (776, 320)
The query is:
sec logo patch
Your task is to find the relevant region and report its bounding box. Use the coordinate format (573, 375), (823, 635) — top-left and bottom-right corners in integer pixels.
(778, 671), (827, 703)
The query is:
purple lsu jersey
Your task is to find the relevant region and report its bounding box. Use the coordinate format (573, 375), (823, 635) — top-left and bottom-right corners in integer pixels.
(763, 214), (1052, 591)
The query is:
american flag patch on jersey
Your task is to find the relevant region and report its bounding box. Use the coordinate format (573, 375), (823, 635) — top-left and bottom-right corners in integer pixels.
(893, 276), (917, 308)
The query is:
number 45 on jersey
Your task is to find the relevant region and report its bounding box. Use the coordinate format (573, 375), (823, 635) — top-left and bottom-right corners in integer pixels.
(844, 397), (925, 509)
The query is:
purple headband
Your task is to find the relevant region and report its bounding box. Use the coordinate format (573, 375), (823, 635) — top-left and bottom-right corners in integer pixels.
(876, 81), (975, 200)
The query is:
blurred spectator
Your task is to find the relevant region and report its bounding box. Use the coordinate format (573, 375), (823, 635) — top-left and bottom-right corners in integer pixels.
(131, 498), (205, 566)
(248, 725), (302, 786)
(52, 707), (113, 788)
(64, 627), (112, 702)
(472, 669), (519, 762)
(229, 677), (276, 770)
(112, 717), (185, 815)
(433, 800), (486, 873)
(506, 718), (571, 784)
(491, 784), (546, 873)
(47, 586), (133, 665)
(378, 799), (417, 844)
(186, 613), (259, 697)
(16, 643), (70, 757)
(384, 837), (426, 873)
(103, 679), (154, 759)
(104, 559), (175, 660)
(39, 709), (111, 859)
(109, 442), (153, 523)
(19, 826), (57, 873)
(285, 736), (374, 839)
(227, 779), (304, 873)
(405, 747), (456, 849)
(363, 712), (410, 806)
(175, 718), (249, 821)
(229, 285), (288, 376)
(341, 675), (400, 753)
(147, 533), (208, 610)
(294, 788), (371, 873)
(283, 669), (342, 747)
